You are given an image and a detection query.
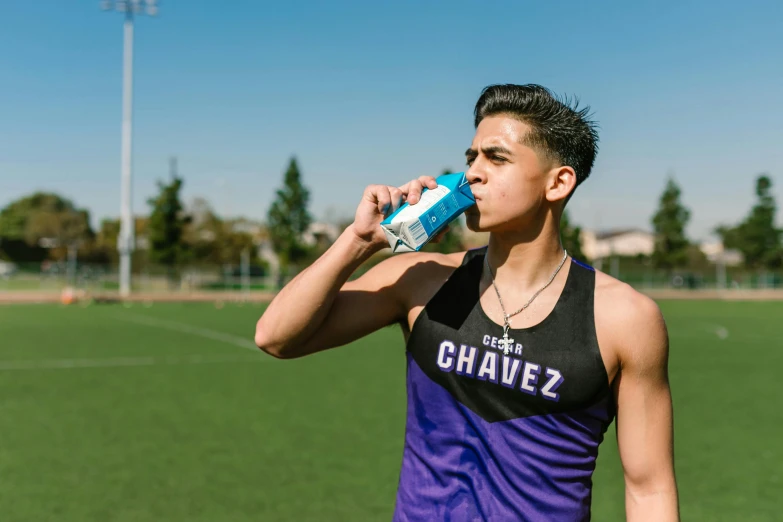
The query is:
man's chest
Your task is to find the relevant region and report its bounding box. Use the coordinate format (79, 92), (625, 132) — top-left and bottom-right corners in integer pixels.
(406, 311), (612, 422)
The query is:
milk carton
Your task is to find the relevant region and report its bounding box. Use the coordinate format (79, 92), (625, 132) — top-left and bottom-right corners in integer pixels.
(380, 172), (475, 253)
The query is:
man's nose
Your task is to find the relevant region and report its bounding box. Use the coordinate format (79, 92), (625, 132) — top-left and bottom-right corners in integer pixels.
(466, 165), (485, 185)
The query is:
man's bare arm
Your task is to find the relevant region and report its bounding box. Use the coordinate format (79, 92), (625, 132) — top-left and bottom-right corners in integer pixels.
(611, 289), (679, 521)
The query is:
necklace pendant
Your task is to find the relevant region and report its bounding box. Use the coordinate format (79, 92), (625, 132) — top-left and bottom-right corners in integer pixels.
(500, 323), (515, 356)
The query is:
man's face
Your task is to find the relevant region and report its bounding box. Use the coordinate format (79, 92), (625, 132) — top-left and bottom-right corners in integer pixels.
(464, 115), (554, 233)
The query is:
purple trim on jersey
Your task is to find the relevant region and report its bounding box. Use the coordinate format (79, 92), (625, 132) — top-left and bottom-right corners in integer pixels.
(394, 355), (612, 522)
(571, 258), (595, 272)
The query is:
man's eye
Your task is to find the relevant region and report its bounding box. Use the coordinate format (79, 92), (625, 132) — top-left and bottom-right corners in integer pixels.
(466, 158), (475, 166)
(491, 156), (507, 163)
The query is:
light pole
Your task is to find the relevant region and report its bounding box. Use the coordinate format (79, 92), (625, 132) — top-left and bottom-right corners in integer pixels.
(101, 0), (158, 297)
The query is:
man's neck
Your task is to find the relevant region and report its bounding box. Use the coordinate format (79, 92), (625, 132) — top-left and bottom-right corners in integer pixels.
(485, 224), (567, 293)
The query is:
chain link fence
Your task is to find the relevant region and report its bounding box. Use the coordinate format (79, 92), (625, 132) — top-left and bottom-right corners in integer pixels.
(1, 257), (781, 297)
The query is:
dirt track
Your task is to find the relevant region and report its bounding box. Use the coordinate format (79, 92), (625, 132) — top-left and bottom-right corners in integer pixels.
(641, 289), (783, 301)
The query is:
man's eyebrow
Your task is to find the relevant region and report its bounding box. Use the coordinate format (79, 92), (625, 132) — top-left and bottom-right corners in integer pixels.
(481, 145), (513, 156)
(464, 146), (513, 157)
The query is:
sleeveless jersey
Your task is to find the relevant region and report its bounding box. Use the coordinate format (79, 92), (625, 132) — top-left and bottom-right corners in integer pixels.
(393, 246), (615, 522)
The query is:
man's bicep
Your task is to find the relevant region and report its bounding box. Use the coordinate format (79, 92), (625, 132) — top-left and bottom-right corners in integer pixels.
(614, 297), (676, 492)
(615, 362), (675, 487)
(311, 285), (404, 351)
(300, 255), (416, 353)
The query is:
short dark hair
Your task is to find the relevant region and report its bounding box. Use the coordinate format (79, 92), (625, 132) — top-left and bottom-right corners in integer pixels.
(474, 84), (599, 195)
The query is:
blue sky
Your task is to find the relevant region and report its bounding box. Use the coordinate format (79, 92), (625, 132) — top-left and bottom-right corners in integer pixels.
(1, 0), (781, 241)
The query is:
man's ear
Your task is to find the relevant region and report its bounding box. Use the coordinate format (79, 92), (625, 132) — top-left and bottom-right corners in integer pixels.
(545, 166), (577, 203)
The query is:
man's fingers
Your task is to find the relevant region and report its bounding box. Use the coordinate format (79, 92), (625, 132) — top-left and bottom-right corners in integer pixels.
(389, 187), (404, 213)
(365, 185), (409, 217)
(398, 177), (438, 205)
(406, 180), (424, 205)
(375, 186), (392, 216)
(363, 184), (380, 203)
(419, 176), (438, 190)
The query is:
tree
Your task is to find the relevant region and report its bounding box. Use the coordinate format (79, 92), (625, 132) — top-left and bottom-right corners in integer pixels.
(651, 177), (691, 271)
(218, 221), (259, 266)
(96, 219), (121, 257)
(0, 192), (93, 261)
(184, 198), (224, 264)
(716, 174), (782, 269)
(147, 176), (190, 272)
(267, 157), (313, 276)
(25, 208), (92, 248)
(180, 198), (264, 271)
(560, 209), (587, 263)
(423, 169), (466, 254)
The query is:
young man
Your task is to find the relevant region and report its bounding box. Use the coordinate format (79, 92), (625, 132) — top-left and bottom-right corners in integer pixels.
(255, 84), (679, 521)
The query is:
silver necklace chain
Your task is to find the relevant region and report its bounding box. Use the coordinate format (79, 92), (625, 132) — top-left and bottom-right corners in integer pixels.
(485, 249), (568, 330)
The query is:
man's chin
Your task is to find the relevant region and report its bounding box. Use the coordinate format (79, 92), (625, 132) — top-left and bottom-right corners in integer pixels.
(465, 213), (486, 233)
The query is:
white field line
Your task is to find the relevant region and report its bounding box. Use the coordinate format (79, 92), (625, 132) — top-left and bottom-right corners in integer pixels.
(0, 312), (268, 371)
(707, 323), (730, 340)
(0, 353), (264, 371)
(114, 312), (259, 351)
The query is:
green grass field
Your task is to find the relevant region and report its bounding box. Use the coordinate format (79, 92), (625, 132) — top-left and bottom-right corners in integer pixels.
(0, 300), (781, 521)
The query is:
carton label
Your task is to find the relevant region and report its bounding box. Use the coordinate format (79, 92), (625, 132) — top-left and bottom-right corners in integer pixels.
(380, 172), (475, 253)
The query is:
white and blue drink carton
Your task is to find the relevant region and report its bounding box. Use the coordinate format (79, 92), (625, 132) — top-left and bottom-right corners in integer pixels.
(380, 172), (475, 253)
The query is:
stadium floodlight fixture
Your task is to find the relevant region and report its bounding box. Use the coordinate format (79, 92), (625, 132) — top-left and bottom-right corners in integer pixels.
(101, 0), (158, 15)
(101, 0), (158, 297)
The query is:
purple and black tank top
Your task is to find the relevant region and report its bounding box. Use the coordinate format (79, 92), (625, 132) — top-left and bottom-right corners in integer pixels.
(393, 246), (615, 521)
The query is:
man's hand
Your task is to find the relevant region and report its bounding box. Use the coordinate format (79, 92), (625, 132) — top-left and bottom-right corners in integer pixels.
(351, 175), (439, 248)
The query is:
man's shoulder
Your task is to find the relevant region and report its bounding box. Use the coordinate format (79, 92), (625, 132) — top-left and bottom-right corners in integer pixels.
(376, 249), (468, 275)
(353, 249), (467, 292)
(381, 249), (468, 288)
(594, 270), (661, 321)
(593, 269), (667, 362)
(366, 249), (470, 309)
